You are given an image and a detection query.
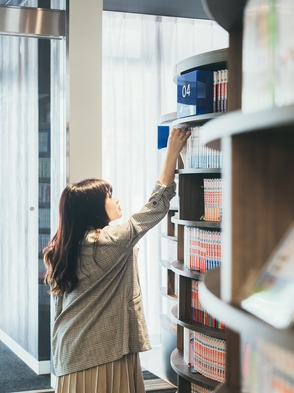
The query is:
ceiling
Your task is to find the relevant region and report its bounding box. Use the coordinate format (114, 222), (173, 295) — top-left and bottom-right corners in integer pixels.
(103, 0), (211, 20)
(0, 0), (212, 20)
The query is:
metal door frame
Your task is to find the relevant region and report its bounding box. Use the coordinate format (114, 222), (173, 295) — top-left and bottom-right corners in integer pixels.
(0, 5), (65, 39)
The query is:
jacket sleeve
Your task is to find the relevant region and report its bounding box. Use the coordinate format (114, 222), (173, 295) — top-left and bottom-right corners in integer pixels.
(98, 181), (176, 248)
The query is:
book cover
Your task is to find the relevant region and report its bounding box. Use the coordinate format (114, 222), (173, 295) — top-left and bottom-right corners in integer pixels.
(241, 221), (294, 329)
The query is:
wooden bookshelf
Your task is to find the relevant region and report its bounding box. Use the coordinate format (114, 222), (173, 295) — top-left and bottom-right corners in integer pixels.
(166, 48), (228, 392)
(197, 1), (294, 392)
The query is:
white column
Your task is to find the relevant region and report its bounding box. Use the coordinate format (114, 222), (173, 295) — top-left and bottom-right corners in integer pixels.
(68, 0), (103, 182)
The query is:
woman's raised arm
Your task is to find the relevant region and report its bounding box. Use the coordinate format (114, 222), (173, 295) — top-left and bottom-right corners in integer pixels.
(158, 127), (191, 186)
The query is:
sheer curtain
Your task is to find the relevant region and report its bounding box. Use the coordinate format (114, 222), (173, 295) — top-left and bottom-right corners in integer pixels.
(102, 12), (228, 343)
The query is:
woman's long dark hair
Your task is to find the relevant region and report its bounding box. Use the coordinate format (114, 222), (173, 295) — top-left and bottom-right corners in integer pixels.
(43, 178), (112, 295)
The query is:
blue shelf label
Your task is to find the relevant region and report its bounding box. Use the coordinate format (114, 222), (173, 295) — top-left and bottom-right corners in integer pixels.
(177, 70), (213, 118)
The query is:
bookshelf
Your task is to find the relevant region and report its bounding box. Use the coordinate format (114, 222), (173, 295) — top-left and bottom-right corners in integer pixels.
(198, 1), (294, 392)
(165, 48), (228, 393)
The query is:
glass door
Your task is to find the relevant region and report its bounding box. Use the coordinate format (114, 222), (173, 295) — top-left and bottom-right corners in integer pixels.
(0, 1), (66, 376)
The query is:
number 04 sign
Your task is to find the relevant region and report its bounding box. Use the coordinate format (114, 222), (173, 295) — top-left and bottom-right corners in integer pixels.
(182, 83), (191, 98)
(177, 70), (213, 119)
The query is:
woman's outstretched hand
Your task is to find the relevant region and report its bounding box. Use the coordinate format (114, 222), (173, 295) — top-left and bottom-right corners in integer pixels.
(158, 127), (191, 186)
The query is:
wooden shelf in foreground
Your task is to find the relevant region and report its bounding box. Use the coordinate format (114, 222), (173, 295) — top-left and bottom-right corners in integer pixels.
(199, 267), (294, 351)
(201, 104), (294, 151)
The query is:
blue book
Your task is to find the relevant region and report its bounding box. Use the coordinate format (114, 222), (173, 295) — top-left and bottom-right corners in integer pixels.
(177, 70), (213, 118)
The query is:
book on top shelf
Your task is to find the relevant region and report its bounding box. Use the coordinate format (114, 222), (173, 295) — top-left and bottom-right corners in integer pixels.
(180, 126), (223, 170)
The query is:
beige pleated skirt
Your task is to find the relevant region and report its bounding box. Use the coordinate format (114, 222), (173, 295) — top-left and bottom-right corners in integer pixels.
(55, 352), (146, 393)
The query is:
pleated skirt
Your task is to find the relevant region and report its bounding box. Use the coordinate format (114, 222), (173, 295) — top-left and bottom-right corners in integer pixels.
(55, 352), (146, 393)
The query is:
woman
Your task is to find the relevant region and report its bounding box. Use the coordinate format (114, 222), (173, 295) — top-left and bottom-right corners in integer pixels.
(44, 128), (190, 393)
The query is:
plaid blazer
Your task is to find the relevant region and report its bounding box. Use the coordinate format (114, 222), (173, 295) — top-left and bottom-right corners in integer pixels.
(52, 181), (176, 376)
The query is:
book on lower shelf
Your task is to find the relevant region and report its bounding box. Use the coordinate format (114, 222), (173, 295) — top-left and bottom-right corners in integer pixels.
(191, 382), (214, 393)
(183, 327), (226, 383)
(203, 178), (222, 222)
(241, 334), (294, 393)
(184, 227), (222, 272)
(191, 279), (225, 330)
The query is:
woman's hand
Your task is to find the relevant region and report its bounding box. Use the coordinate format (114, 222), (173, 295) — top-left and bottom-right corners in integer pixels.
(158, 128), (191, 186)
(167, 127), (191, 157)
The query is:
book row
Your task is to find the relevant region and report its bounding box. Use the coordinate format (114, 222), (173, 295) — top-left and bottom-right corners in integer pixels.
(184, 328), (226, 383)
(203, 178), (222, 222)
(242, 0), (294, 113)
(39, 183), (50, 204)
(39, 208), (50, 229)
(213, 69), (228, 114)
(191, 279), (225, 330)
(191, 383), (213, 393)
(242, 335), (294, 393)
(39, 157), (50, 178)
(180, 126), (223, 169)
(184, 227), (222, 272)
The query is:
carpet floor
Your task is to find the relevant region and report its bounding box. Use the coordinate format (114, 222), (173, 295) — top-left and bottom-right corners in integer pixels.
(0, 341), (177, 393)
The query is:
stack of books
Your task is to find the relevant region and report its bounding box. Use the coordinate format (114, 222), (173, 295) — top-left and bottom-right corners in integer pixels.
(191, 383), (214, 393)
(184, 227), (222, 272)
(181, 126), (222, 169)
(191, 279), (225, 330)
(184, 327), (226, 383)
(193, 331), (226, 383)
(203, 178), (222, 222)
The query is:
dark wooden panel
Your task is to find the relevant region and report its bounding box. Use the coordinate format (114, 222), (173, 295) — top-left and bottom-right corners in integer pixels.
(225, 329), (240, 390)
(228, 30), (243, 112)
(231, 129), (294, 302)
(177, 224), (185, 262)
(178, 275), (191, 321)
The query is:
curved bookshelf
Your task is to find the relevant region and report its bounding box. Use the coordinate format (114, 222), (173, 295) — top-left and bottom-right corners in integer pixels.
(160, 259), (172, 270)
(173, 48), (228, 81)
(160, 286), (177, 300)
(201, 104), (294, 150)
(160, 314), (177, 335)
(171, 112), (223, 129)
(199, 267), (294, 351)
(171, 260), (202, 280)
(159, 111), (177, 125)
(176, 168), (221, 175)
(171, 217), (221, 230)
(171, 349), (220, 389)
(171, 304), (225, 340)
(161, 233), (177, 242)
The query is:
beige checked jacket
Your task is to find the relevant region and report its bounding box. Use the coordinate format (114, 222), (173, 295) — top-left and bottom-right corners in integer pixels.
(52, 181), (176, 376)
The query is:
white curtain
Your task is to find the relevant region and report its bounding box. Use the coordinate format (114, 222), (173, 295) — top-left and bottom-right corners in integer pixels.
(102, 12), (228, 343)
